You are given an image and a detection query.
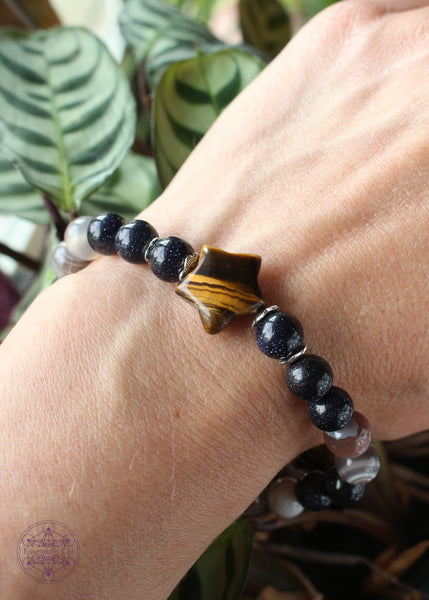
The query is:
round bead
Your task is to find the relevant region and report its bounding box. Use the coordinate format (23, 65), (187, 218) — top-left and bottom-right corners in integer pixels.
(295, 471), (332, 511)
(147, 236), (194, 283)
(324, 411), (372, 458)
(64, 216), (98, 261)
(335, 445), (381, 485)
(115, 220), (158, 264)
(255, 310), (304, 360)
(307, 386), (354, 432)
(51, 241), (89, 277)
(87, 212), (125, 255)
(324, 468), (365, 506)
(267, 477), (304, 519)
(286, 354), (333, 401)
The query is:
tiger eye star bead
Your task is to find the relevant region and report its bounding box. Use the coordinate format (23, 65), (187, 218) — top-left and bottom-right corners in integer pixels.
(175, 245), (264, 334)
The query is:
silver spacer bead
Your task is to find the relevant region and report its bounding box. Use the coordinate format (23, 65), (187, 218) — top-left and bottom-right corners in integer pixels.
(178, 252), (199, 281)
(251, 305), (278, 328)
(279, 345), (307, 365)
(144, 237), (159, 262)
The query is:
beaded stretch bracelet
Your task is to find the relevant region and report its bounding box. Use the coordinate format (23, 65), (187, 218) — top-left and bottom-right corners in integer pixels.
(51, 212), (381, 518)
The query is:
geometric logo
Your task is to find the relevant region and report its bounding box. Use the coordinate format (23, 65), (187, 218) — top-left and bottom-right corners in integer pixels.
(17, 521), (80, 584)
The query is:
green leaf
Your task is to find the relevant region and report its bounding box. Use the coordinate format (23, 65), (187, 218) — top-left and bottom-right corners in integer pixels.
(279, 0), (340, 18)
(119, 0), (224, 90)
(0, 151), (159, 225)
(0, 27), (136, 215)
(162, 0), (222, 24)
(153, 48), (265, 188)
(0, 148), (48, 224)
(168, 520), (254, 600)
(239, 0), (291, 59)
(82, 153), (161, 221)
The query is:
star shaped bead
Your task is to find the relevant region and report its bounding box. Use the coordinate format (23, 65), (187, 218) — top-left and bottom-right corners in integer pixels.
(175, 245), (264, 334)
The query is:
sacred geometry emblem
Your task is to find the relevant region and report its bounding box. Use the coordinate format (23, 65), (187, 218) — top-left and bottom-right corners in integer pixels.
(17, 520), (80, 583)
(176, 245), (264, 334)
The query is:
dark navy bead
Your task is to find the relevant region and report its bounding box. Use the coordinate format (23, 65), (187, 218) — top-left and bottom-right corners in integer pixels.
(115, 220), (158, 264)
(255, 310), (304, 360)
(87, 212), (125, 255)
(295, 471), (332, 511)
(324, 468), (365, 507)
(147, 236), (194, 283)
(286, 354), (333, 401)
(307, 386), (354, 432)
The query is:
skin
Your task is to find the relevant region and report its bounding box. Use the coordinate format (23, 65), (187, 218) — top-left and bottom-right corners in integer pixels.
(0, 1), (428, 597)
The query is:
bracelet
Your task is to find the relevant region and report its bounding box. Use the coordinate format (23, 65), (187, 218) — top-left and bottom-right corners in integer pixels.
(51, 212), (381, 518)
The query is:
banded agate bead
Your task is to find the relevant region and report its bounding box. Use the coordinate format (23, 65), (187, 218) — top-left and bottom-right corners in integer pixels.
(324, 411), (372, 458)
(267, 477), (304, 519)
(64, 216), (97, 261)
(51, 242), (89, 278)
(335, 446), (381, 485)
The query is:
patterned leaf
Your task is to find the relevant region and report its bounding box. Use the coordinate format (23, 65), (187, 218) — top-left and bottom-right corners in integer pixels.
(0, 0), (60, 29)
(82, 153), (161, 221)
(119, 0), (224, 89)
(168, 520), (255, 600)
(0, 150), (49, 224)
(0, 150), (160, 224)
(0, 27), (136, 215)
(239, 0), (291, 59)
(154, 48), (266, 188)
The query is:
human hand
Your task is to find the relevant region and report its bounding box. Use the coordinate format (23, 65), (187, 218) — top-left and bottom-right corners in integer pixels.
(1, 2), (428, 598)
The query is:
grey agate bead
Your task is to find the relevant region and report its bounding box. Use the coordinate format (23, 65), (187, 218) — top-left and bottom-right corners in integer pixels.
(64, 216), (97, 261)
(335, 445), (381, 485)
(266, 477), (304, 519)
(51, 241), (89, 278)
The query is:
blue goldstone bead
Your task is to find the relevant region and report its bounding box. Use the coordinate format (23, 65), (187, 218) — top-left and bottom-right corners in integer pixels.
(286, 354), (333, 401)
(87, 213), (125, 255)
(295, 471), (332, 511)
(115, 220), (158, 264)
(255, 310), (304, 360)
(324, 467), (365, 507)
(307, 386), (354, 432)
(147, 236), (194, 283)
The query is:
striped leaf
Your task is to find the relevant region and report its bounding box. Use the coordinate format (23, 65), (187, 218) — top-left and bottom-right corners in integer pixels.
(154, 48), (266, 188)
(0, 150), (160, 224)
(119, 0), (224, 90)
(0, 27), (136, 215)
(168, 520), (254, 600)
(239, 0), (291, 59)
(82, 153), (161, 220)
(0, 149), (49, 224)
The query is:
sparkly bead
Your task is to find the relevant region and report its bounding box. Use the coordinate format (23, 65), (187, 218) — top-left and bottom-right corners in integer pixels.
(115, 220), (158, 264)
(324, 411), (372, 458)
(295, 471), (332, 511)
(147, 236), (194, 283)
(307, 386), (354, 432)
(51, 241), (88, 277)
(286, 355), (333, 401)
(267, 477), (304, 519)
(87, 212), (125, 255)
(335, 446), (381, 485)
(255, 310), (304, 360)
(324, 468), (365, 506)
(64, 216), (97, 261)
(242, 494), (267, 518)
